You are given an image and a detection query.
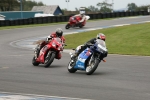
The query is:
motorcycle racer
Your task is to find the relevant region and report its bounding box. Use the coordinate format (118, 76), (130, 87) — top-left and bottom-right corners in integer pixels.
(72, 33), (108, 60)
(73, 12), (86, 24)
(35, 28), (65, 59)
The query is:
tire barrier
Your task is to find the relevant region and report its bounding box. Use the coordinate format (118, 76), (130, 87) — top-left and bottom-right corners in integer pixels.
(0, 11), (149, 27)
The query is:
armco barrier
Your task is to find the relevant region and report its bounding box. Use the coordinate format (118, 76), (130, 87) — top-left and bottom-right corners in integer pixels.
(43, 17), (48, 24)
(50, 16), (56, 23)
(0, 11), (149, 27)
(37, 17), (43, 24)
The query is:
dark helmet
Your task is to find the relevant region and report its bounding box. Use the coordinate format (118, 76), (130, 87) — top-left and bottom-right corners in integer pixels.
(96, 33), (106, 41)
(56, 28), (63, 37)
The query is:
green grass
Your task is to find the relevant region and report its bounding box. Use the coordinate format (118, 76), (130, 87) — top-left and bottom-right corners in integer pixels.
(64, 22), (150, 56)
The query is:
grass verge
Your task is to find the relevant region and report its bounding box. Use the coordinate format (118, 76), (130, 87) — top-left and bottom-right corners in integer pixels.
(0, 22), (67, 30)
(64, 22), (150, 56)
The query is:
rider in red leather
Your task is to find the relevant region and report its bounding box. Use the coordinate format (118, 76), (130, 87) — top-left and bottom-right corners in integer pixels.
(35, 28), (65, 59)
(73, 12), (86, 25)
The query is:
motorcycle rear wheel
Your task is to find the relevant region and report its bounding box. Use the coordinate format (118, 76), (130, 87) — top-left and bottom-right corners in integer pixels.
(86, 59), (100, 75)
(68, 59), (77, 73)
(32, 56), (40, 66)
(43, 51), (55, 68)
(65, 24), (70, 29)
(79, 25), (83, 28)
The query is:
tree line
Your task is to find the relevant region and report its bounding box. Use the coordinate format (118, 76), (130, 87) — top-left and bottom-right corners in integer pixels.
(0, 0), (45, 11)
(0, 0), (149, 13)
(65, 0), (150, 13)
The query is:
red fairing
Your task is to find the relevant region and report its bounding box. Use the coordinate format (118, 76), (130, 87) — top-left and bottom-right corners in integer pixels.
(69, 16), (81, 24)
(66, 16), (87, 29)
(36, 37), (63, 63)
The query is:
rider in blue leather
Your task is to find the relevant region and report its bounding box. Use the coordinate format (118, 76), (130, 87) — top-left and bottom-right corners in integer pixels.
(72, 33), (108, 59)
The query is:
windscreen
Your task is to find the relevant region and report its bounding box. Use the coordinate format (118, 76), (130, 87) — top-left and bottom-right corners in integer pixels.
(53, 37), (62, 43)
(96, 39), (106, 48)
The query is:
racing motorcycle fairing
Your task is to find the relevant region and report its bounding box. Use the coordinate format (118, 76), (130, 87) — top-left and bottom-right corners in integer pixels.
(74, 48), (93, 70)
(35, 37), (63, 63)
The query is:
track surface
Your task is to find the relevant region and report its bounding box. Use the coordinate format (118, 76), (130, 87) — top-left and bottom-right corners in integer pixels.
(0, 16), (150, 100)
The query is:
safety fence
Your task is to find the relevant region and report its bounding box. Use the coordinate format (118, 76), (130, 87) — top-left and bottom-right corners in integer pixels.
(0, 11), (149, 27)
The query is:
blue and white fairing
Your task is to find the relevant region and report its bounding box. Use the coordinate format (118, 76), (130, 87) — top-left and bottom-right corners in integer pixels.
(74, 48), (93, 70)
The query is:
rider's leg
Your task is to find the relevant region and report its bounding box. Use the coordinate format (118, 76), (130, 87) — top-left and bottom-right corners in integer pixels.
(71, 45), (87, 59)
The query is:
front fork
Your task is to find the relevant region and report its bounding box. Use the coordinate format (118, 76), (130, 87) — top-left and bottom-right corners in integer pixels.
(89, 53), (102, 65)
(88, 54), (94, 65)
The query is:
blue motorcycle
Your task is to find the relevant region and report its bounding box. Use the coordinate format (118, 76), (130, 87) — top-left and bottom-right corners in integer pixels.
(68, 39), (108, 75)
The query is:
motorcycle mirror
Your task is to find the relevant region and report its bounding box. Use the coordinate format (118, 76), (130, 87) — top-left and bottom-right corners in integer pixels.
(69, 52), (73, 56)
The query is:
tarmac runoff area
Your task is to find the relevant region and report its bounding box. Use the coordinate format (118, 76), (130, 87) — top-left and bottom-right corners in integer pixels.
(7, 19), (150, 99)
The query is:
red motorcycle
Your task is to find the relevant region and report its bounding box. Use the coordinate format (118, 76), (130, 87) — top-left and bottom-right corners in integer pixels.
(32, 37), (64, 68)
(65, 15), (90, 29)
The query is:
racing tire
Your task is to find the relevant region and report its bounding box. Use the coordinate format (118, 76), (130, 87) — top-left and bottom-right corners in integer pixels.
(68, 59), (77, 73)
(86, 59), (100, 75)
(32, 56), (40, 66)
(65, 24), (70, 29)
(43, 51), (55, 68)
(79, 24), (83, 28)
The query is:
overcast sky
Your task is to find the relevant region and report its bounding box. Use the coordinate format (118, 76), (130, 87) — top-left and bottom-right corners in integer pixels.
(35, 0), (150, 11)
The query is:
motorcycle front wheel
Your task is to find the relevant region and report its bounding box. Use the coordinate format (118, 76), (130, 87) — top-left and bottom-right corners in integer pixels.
(68, 59), (77, 73)
(32, 56), (40, 66)
(86, 59), (100, 75)
(43, 51), (55, 68)
(78, 23), (83, 28)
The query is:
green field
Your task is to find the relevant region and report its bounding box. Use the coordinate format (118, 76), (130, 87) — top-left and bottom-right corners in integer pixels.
(64, 22), (150, 56)
(0, 22), (67, 30)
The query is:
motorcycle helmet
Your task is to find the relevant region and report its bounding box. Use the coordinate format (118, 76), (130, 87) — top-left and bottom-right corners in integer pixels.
(80, 12), (85, 17)
(56, 28), (63, 37)
(96, 33), (106, 41)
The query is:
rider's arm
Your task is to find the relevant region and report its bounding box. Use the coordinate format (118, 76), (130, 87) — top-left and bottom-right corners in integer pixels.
(61, 37), (66, 48)
(79, 16), (86, 23)
(50, 33), (56, 38)
(86, 38), (96, 44)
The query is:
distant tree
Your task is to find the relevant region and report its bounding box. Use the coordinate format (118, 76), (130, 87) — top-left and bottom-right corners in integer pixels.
(62, 8), (68, 11)
(23, 0), (45, 11)
(137, 5), (150, 11)
(75, 7), (79, 11)
(87, 5), (99, 12)
(127, 3), (138, 11)
(0, 0), (45, 11)
(0, 0), (19, 11)
(61, 8), (68, 14)
(97, 0), (112, 13)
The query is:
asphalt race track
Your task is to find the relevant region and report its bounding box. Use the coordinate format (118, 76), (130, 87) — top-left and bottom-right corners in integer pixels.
(0, 16), (150, 100)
